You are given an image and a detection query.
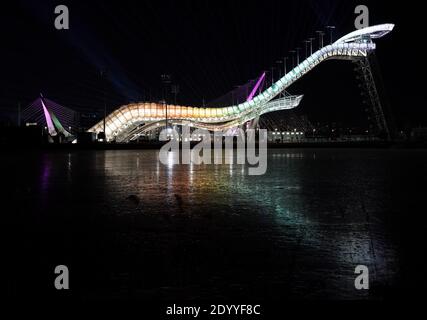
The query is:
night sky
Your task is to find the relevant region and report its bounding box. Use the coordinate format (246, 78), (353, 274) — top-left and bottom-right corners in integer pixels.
(0, 0), (425, 128)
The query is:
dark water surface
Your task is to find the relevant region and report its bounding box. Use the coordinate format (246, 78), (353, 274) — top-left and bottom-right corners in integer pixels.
(4, 148), (427, 301)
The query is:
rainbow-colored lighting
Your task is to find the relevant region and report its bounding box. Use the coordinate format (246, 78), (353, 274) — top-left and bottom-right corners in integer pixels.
(88, 24), (394, 142)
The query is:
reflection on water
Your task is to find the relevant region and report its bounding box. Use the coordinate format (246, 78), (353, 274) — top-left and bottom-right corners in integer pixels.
(5, 148), (427, 300)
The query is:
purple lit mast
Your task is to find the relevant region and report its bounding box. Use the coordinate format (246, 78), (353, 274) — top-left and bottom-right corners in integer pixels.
(40, 95), (57, 136)
(246, 72), (266, 102)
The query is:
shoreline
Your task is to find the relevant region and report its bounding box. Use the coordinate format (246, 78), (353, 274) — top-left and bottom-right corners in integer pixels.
(1, 140), (426, 152)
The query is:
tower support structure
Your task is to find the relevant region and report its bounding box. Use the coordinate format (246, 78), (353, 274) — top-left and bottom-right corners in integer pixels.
(354, 54), (394, 140)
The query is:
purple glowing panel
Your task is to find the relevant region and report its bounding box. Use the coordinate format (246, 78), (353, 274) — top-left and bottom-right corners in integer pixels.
(247, 72), (266, 102)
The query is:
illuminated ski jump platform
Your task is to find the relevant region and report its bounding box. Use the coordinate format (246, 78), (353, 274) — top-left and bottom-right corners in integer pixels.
(89, 24), (394, 142)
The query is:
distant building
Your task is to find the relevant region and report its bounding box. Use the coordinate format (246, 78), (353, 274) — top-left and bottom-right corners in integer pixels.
(411, 127), (427, 141)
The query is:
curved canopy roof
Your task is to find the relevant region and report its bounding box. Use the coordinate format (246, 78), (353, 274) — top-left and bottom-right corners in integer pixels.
(334, 24), (394, 44)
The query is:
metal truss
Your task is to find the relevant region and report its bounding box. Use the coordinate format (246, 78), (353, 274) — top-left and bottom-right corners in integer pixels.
(354, 55), (390, 139)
